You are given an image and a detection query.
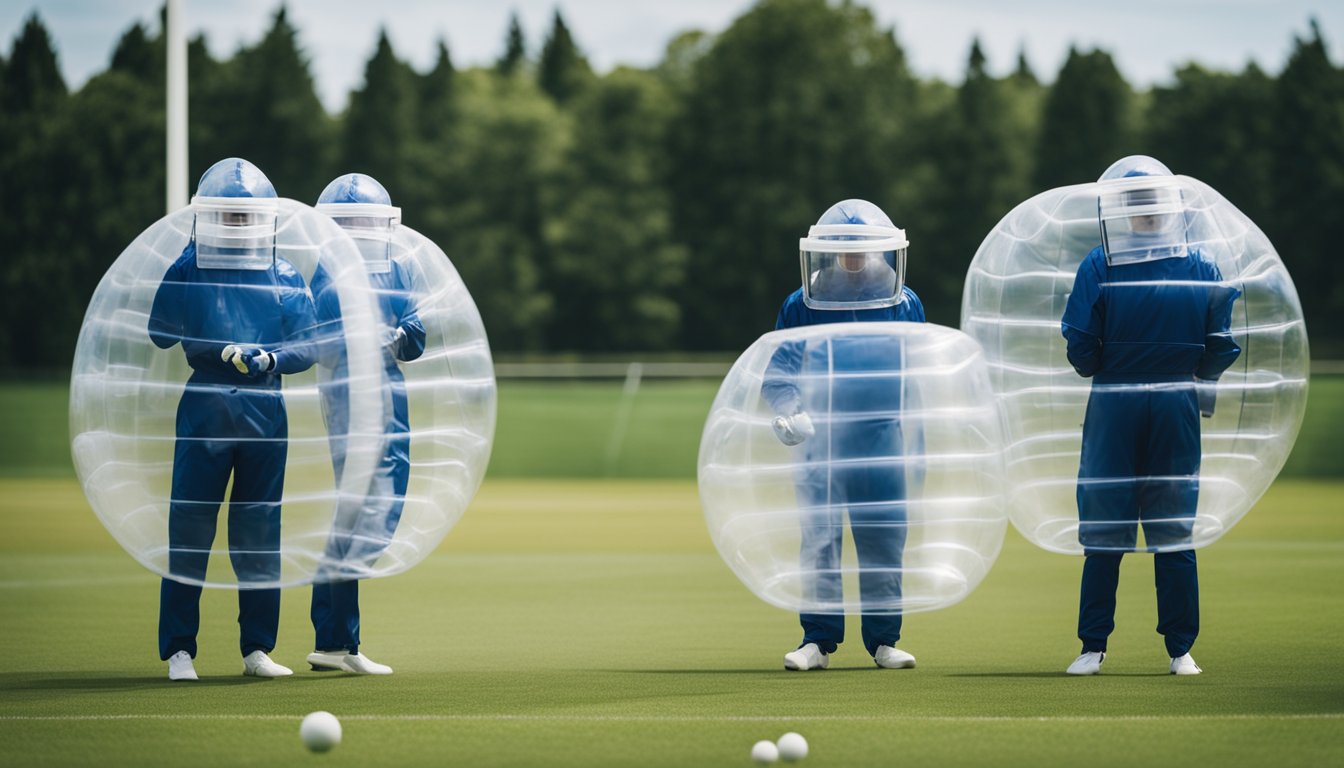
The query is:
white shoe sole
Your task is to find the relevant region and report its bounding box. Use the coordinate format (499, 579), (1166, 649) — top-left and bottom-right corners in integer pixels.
(308, 652), (393, 675)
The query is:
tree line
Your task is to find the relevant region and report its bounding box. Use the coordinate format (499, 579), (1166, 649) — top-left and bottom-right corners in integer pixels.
(2, 0), (1341, 370)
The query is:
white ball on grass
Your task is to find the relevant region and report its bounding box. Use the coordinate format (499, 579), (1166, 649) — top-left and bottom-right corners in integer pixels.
(777, 732), (808, 761)
(752, 739), (780, 763)
(300, 711), (342, 753)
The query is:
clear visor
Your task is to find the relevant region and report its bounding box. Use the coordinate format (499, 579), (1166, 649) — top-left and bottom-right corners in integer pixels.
(191, 196), (279, 270)
(317, 202), (401, 273)
(1098, 183), (1188, 265)
(799, 224), (908, 310)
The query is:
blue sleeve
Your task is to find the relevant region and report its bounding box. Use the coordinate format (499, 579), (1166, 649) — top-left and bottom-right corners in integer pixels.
(1061, 252), (1104, 378)
(147, 254), (186, 350)
(1196, 260), (1242, 381)
(271, 269), (318, 375)
(307, 262), (347, 368)
(392, 262), (427, 363)
(762, 296), (803, 415)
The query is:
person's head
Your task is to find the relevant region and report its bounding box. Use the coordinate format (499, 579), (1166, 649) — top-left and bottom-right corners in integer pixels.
(799, 199), (907, 310)
(191, 158), (279, 270)
(1096, 156), (1187, 266)
(1097, 154), (1173, 182)
(316, 173), (401, 273)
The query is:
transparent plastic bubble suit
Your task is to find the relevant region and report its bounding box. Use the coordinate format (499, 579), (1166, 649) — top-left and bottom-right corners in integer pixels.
(71, 199), (390, 589)
(699, 323), (1007, 614)
(961, 175), (1308, 554)
(313, 223), (496, 583)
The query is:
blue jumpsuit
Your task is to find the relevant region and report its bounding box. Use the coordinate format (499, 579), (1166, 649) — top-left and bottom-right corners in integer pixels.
(762, 285), (926, 656)
(308, 259), (425, 654)
(1062, 246), (1240, 657)
(148, 241), (318, 660)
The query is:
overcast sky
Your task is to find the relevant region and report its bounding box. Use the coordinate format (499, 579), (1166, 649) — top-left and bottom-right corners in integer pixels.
(5, 1), (1341, 112)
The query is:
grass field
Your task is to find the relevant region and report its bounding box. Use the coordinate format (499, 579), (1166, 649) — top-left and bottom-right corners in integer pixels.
(2, 475), (1343, 766)
(1, 380), (1342, 766)
(6, 376), (1343, 479)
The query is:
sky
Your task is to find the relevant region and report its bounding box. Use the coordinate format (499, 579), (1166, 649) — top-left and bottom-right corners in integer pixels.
(4, 0), (1342, 113)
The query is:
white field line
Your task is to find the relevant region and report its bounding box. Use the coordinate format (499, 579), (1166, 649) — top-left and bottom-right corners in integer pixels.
(1, 713), (1341, 724)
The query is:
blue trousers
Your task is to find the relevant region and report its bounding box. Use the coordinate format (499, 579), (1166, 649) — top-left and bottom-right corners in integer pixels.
(311, 382), (409, 653)
(158, 389), (285, 660)
(797, 454), (907, 656)
(1075, 382), (1201, 657)
(1078, 550), (1200, 657)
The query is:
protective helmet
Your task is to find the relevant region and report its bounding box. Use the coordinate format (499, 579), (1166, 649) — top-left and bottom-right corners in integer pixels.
(191, 157), (279, 270)
(1096, 156), (1187, 265)
(316, 173), (401, 274)
(1097, 154), (1173, 182)
(799, 199), (907, 310)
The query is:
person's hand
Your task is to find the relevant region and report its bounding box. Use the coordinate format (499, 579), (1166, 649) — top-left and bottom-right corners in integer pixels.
(383, 326), (407, 352)
(222, 344), (274, 375)
(1195, 377), (1217, 418)
(771, 411), (815, 446)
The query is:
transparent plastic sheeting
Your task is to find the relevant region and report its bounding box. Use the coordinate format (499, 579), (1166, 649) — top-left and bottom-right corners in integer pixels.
(961, 175), (1308, 555)
(328, 224), (496, 582)
(699, 323), (1007, 615)
(70, 201), (495, 588)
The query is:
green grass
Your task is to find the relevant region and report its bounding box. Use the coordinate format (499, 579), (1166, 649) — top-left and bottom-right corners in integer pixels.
(1, 476), (1342, 767)
(3, 376), (1341, 479)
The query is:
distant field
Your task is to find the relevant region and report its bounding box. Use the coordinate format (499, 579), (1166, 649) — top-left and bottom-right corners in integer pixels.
(1, 476), (1341, 766)
(2, 376), (1341, 479)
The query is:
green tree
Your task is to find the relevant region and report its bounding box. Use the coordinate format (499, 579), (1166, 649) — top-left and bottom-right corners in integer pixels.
(433, 70), (565, 351)
(418, 39), (455, 141)
(1269, 20), (1344, 353)
(1033, 47), (1136, 190)
(668, 0), (917, 350)
(537, 10), (592, 105)
(0, 13), (69, 368)
(496, 13), (527, 77)
(340, 29), (418, 194)
(108, 20), (162, 85)
(1145, 63), (1276, 218)
(917, 39), (1033, 324)
(543, 67), (686, 350)
(196, 7), (334, 200)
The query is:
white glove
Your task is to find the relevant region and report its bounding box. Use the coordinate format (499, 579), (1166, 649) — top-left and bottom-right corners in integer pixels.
(222, 345), (274, 375)
(771, 411), (815, 446)
(383, 326), (407, 352)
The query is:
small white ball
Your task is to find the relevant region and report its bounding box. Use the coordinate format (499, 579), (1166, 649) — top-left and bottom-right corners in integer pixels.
(777, 732), (808, 762)
(300, 711), (342, 753)
(752, 739), (780, 764)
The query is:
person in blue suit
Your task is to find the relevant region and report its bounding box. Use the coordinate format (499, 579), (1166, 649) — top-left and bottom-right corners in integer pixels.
(149, 158), (318, 681)
(1061, 156), (1241, 676)
(761, 199), (925, 671)
(307, 173), (426, 676)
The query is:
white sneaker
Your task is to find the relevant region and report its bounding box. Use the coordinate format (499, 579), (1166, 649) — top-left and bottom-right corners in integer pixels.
(307, 651), (393, 676)
(783, 643), (829, 671)
(873, 645), (916, 669)
(242, 650), (293, 678)
(1170, 653), (1202, 675)
(167, 650), (198, 681)
(1067, 651), (1104, 675)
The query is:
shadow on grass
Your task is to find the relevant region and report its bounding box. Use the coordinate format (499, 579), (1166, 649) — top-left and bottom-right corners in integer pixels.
(613, 667), (903, 675)
(0, 671), (284, 691)
(947, 671), (1171, 678)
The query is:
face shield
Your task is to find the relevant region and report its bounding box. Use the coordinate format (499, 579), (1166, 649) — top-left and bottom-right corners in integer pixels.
(799, 224), (908, 310)
(1098, 180), (1188, 266)
(316, 202), (401, 274)
(191, 196), (279, 270)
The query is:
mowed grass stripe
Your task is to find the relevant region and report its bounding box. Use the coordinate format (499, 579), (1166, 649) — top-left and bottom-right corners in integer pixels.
(4, 712), (1343, 722)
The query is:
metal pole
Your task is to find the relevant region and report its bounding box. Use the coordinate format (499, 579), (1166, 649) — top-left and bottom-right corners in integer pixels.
(166, 0), (188, 212)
